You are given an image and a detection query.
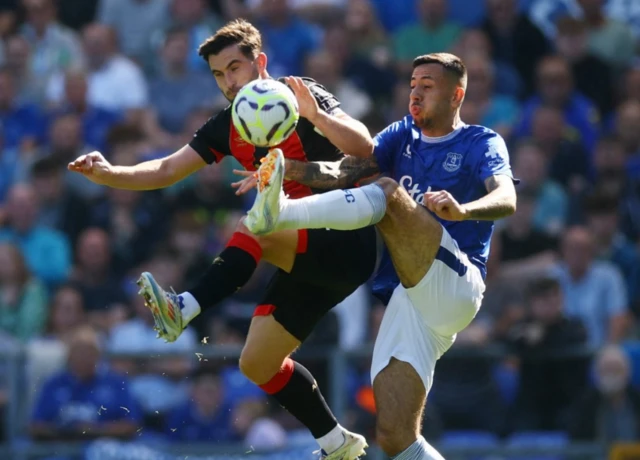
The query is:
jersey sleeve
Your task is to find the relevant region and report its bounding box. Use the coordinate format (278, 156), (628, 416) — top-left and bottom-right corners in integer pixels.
(303, 80), (341, 115)
(188, 112), (229, 164)
(372, 120), (407, 175)
(475, 132), (516, 182)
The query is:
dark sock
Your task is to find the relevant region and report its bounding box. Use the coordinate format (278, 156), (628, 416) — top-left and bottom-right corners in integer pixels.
(188, 232), (262, 309)
(260, 359), (338, 438)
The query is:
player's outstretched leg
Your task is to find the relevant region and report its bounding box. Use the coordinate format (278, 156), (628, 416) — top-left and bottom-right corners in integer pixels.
(138, 219), (299, 342)
(245, 148), (387, 235)
(241, 314), (367, 459)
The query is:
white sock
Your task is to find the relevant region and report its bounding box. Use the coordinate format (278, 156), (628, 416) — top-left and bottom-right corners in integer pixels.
(178, 291), (201, 324)
(275, 184), (387, 232)
(392, 436), (444, 460)
(316, 424), (346, 454)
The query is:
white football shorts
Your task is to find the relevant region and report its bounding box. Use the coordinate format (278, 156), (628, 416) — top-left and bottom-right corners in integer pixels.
(370, 226), (485, 392)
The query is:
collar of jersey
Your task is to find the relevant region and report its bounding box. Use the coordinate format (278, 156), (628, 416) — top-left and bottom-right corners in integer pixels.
(419, 122), (467, 144)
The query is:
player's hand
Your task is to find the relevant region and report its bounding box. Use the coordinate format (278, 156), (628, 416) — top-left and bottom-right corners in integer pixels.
(424, 190), (468, 221)
(285, 76), (319, 123)
(67, 151), (112, 185)
(231, 169), (257, 195)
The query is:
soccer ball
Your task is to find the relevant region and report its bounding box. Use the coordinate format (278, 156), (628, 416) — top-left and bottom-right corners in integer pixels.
(231, 79), (299, 148)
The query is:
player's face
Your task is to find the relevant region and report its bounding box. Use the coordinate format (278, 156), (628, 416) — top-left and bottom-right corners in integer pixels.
(409, 64), (461, 129)
(208, 45), (265, 102)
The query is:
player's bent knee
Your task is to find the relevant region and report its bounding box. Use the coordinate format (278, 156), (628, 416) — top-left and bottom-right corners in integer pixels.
(374, 177), (400, 199)
(238, 346), (283, 385)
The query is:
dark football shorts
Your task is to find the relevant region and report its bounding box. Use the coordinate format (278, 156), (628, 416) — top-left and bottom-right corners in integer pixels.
(253, 226), (378, 341)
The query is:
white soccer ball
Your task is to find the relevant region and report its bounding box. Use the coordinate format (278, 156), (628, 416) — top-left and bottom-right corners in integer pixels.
(232, 79), (300, 148)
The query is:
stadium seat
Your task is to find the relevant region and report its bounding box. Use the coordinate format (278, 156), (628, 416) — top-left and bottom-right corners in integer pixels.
(506, 431), (569, 460)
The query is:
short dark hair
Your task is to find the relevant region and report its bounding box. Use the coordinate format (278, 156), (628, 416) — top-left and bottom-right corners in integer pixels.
(556, 16), (587, 36)
(198, 19), (262, 63)
(31, 155), (64, 178)
(413, 53), (467, 88)
(584, 192), (620, 216)
(526, 275), (561, 300)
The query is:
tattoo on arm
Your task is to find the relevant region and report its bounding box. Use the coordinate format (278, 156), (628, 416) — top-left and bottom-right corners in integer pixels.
(285, 155), (381, 189)
(463, 175), (517, 221)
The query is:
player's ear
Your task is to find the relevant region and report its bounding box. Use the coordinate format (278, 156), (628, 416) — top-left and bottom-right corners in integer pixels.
(256, 52), (268, 79)
(452, 86), (465, 108)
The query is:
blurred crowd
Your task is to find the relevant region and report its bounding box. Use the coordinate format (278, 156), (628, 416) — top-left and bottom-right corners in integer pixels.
(0, 0), (639, 454)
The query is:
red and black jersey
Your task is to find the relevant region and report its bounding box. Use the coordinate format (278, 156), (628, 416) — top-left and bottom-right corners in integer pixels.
(189, 77), (345, 199)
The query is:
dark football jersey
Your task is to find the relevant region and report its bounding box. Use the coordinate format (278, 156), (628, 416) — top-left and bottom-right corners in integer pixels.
(189, 77), (345, 199)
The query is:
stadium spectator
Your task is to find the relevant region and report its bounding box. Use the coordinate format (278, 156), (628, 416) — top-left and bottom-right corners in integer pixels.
(392, 0), (462, 77)
(304, 49), (373, 120)
(584, 193), (640, 315)
(450, 28), (522, 98)
(166, 0), (223, 73)
(68, 228), (129, 332)
(344, 0), (391, 68)
(29, 155), (91, 246)
(148, 26), (219, 135)
(96, 0), (170, 71)
(508, 275), (589, 431)
(54, 69), (122, 152)
(0, 183), (71, 287)
(29, 325), (141, 441)
(3, 34), (39, 105)
(321, 23), (396, 102)
(615, 100), (640, 160)
(514, 55), (600, 154)
(251, 0), (321, 77)
(0, 66), (47, 150)
(0, 242), (47, 341)
(511, 139), (568, 235)
(46, 23), (149, 112)
(554, 16), (614, 116)
(25, 284), (87, 413)
(553, 226), (630, 347)
(165, 367), (241, 443)
(481, 0), (549, 96)
(569, 344), (640, 443)
(576, 0), (636, 69)
(234, 398), (288, 450)
(495, 186), (560, 278)
(19, 0), (84, 103)
(528, 105), (591, 193)
(462, 53), (519, 139)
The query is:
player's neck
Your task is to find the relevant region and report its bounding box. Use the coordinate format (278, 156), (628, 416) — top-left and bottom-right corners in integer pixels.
(421, 115), (463, 138)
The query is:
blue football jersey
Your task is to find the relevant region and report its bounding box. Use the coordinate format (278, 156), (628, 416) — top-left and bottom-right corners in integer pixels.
(372, 116), (515, 303)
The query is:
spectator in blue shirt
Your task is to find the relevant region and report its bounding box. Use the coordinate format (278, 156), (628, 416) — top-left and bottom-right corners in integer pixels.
(165, 367), (241, 443)
(51, 70), (121, 153)
(514, 55), (601, 154)
(0, 183), (71, 288)
(552, 226), (630, 347)
(255, 0), (321, 76)
(29, 326), (141, 441)
(0, 67), (47, 150)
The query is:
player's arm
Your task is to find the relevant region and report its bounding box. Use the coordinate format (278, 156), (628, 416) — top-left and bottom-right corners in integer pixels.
(284, 154), (381, 189)
(461, 175), (517, 220)
(286, 77), (374, 158)
(68, 145), (207, 190)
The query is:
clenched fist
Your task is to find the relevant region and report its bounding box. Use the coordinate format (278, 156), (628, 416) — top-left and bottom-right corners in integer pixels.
(67, 151), (113, 185)
(424, 190), (468, 221)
